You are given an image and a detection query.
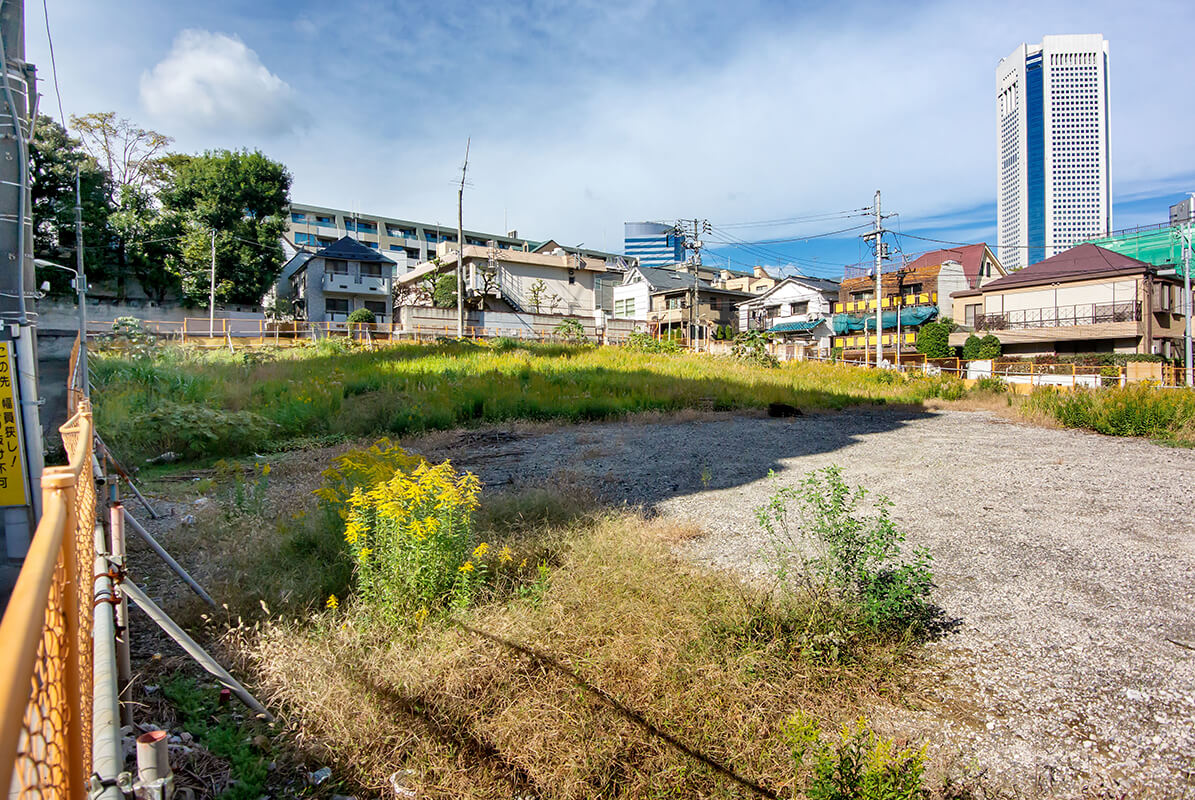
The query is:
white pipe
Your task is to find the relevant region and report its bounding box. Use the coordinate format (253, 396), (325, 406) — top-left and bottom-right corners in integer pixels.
(93, 523), (125, 798)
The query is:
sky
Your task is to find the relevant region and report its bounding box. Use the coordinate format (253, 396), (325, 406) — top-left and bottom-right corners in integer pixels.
(26, 0), (1195, 278)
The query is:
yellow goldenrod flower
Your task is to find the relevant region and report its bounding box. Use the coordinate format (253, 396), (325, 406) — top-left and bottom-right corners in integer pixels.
(519, 558), (527, 570)
(472, 542), (490, 559)
(499, 546), (514, 564)
(261, 463), (271, 476)
(325, 594), (339, 610)
(414, 606), (429, 629)
(458, 561), (474, 573)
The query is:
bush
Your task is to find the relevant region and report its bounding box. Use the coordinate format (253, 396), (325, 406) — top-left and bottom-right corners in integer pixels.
(977, 334), (1002, 359)
(914, 322), (953, 358)
(972, 376), (1007, 394)
(111, 401), (276, 461)
(1025, 384), (1195, 441)
(346, 307), (376, 325)
(625, 331), (680, 354)
(341, 457), (483, 623)
(756, 466), (936, 633)
(731, 329), (778, 368)
(314, 438), (425, 515)
(785, 711), (927, 800)
(961, 334), (982, 360)
(553, 317), (589, 344)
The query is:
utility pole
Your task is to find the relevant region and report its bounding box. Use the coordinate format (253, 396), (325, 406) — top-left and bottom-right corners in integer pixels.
(0, 0), (44, 558)
(209, 230), (216, 338)
(1184, 192), (1193, 387)
(74, 170), (88, 397)
(861, 191), (891, 367)
(456, 137), (470, 338)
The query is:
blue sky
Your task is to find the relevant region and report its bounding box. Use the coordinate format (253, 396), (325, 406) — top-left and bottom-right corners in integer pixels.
(28, 0), (1195, 278)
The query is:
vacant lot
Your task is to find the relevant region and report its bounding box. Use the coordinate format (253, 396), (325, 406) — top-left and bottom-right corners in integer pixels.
(413, 408), (1195, 798)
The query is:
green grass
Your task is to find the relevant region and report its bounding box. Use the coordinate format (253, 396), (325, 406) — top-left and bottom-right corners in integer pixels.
(92, 340), (963, 463)
(1023, 383), (1195, 444)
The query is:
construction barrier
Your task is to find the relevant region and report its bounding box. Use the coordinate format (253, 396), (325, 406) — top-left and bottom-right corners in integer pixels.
(0, 400), (95, 798)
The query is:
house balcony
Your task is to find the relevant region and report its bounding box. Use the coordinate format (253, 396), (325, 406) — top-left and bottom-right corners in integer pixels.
(322, 272), (391, 296)
(950, 301), (1143, 347)
(834, 293), (937, 314)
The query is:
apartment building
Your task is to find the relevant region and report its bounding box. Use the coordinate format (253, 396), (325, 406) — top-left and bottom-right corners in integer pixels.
(287, 203), (535, 275)
(833, 244), (1005, 355)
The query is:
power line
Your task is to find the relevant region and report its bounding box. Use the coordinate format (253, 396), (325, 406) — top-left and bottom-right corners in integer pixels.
(40, 0), (65, 125)
(716, 208), (871, 229)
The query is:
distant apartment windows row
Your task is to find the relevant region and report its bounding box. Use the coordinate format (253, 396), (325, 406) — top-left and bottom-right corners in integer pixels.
(363, 300), (388, 315)
(614, 298), (636, 317)
(291, 212), (307, 223)
(315, 215), (334, 226)
(386, 225), (417, 239)
(345, 219), (378, 234)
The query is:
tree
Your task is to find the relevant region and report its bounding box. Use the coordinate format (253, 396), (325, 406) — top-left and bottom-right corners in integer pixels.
(69, 113), (176, 300)
(29, 116), (114, 295)
(347, 307), (376, 325)
(108, 185), (182, 302)
(162, 149), (292, 306)
(962, 334), (983, 360)
(432, 274), (457, 308)
(527, 279), (547, 312)
(70, 112), (172, 199)
(915, 322), (954, 359)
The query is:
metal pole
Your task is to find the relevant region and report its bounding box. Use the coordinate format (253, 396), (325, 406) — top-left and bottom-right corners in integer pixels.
(122, 506), (218, 610)
(121, 579), (274, 721)
(109, 501), (133, 727)
(456, 138), (470, 339)
(93, 521), (127, 798)
(209, 229), (216, 338)
(75, 169), (89, 397)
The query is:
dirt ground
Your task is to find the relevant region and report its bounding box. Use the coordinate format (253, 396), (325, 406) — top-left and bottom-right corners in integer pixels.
(411, 407), (1195, 799)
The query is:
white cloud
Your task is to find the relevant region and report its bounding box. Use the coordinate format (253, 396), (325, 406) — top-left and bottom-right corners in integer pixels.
(139, 30), (304, 138)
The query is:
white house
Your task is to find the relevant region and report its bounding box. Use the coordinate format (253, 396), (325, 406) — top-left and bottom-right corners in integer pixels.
(611, 265), (694, 320)
(737, 276), (840, 352)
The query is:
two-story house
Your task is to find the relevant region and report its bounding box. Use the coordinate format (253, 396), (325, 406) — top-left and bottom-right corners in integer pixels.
(736, 276), (841, 352)
(277, 236), (396, 324)
(949, 243), (1188, 357)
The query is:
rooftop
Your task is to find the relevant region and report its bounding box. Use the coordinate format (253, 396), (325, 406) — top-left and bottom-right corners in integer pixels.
(314, 236), (398, 264)
(979, 244), (1152, 291)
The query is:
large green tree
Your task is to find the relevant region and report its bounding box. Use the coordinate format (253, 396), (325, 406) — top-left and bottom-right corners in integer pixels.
(162, 149), (291, 306)
(29, 116), (113, 295)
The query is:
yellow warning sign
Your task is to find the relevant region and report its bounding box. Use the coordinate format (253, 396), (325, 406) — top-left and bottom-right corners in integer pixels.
(0, 341), (28, 507)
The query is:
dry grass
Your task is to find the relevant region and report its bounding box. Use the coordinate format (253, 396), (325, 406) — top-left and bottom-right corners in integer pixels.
(235, 507), (928, 800)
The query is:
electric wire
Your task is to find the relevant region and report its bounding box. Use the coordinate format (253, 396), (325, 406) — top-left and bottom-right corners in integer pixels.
(41, 0), (65, 126)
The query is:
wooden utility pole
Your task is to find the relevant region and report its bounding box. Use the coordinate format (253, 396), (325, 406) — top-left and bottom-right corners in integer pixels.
(209, 230), (216, 338)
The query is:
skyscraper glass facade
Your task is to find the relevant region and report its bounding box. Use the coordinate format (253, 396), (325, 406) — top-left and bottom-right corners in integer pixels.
(624, 222), (685, 267)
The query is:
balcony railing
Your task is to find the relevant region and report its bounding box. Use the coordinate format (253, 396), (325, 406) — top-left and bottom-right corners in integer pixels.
(975, 301), (1140, 331)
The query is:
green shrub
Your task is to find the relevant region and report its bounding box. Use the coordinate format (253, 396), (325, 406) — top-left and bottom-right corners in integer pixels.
(971, 377), (1006, 394)
(625, 331), (680, 354)
(1025, 384), (1195, 442)
(111, 402), (276, 461)
(756, 466), (936, 634)
(915, 322), (952, 358)
(977, 334), (1002, 359)
(347, 307), (376, 324)
(731, 329), (778, 368)
(553, 317), (589, 344)
(1099, 365), (1121, 387)
(961, 335), (982, 360)
(785, 711), (927, 800)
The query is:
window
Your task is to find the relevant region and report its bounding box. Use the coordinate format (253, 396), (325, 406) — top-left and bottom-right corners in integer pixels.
(315, 215), (333, 226)
(666, 297), (681, 310)
(325, 259), (349, 275)
(360, 262), (383, 278)
(904, 283), (924, 296)
(614, 298), (636, 317)
(364, 300), (387, 315)
(325, 298), (349, 314)
(850, 290), (873, 302)
(290, 212), (306, 223)
(363, 240), (378, 249)
(793, 301), (809, 315)
(965, 303), (980, 327)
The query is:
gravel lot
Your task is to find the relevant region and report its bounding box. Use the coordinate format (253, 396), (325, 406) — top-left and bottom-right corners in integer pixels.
(424, 408), (1195, 798)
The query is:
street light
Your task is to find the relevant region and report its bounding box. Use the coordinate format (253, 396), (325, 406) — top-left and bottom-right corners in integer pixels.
(34, 257), (88, 399)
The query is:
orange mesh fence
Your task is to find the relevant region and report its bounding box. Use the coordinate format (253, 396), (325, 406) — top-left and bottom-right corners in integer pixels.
(0, 404), (96, 796)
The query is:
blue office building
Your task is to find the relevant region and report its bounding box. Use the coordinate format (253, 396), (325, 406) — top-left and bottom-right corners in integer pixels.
(624, 222), (685, 267)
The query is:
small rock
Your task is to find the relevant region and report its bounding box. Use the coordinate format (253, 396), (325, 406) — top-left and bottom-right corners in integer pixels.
(144, 684), (159, 695)
(308, 767), (332, 786)
(180, 514), (196, 525)
(179, 732), (193, 745)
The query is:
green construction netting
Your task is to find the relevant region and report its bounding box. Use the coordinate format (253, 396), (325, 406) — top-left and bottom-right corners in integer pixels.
(831, 305), (938, 334)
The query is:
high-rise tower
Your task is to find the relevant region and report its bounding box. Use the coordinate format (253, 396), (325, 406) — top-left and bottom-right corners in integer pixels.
(997, 34), (1111, 270)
